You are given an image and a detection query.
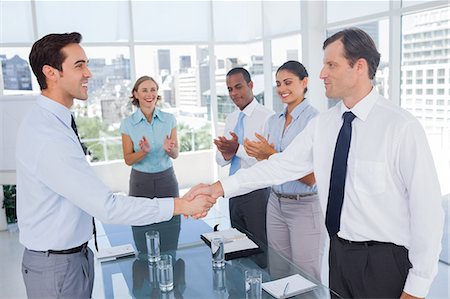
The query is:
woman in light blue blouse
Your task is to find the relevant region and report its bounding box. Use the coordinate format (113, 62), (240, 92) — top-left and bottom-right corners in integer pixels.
(120, 76), (181, 255)
(244, 61), (326, 281)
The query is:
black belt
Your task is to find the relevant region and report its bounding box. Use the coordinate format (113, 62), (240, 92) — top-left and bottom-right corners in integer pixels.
(273, 192), (317, 200)
(32, 242), (88, 255)
(337, 236), (391, 247)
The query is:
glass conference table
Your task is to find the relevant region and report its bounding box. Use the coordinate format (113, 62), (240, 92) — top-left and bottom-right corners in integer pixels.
(92, 216), (339, 299)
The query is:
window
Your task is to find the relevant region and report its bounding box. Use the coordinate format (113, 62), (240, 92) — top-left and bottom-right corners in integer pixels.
(401, 7), (449, 196)
(134, 45), (212, 153)
(215, 42), (264, 123)
(328, 19), (390, 98)
(272, 34), (302, 112)
(327, 1), (388, 23)
(74, 47), (131, 162)
(0, 47), (37, 94)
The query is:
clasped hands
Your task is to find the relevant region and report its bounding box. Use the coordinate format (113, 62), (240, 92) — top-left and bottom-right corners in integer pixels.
(178, 182), (224, 219)
(178, 133), (274, 220)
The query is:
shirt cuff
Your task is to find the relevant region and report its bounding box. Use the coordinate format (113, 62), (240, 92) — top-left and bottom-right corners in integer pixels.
(155, 197), (174, 222)
(220, 175), (240, 198)
(403, 271), (433, 298)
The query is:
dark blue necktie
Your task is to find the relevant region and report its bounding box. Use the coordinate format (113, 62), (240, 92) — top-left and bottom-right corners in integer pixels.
(71, 115), (98, 251)
(325, 111), (356, 236)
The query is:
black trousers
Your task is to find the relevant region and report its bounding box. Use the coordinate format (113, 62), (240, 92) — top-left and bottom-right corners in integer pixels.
(329, 235), (412, 299)
(229, 187), (270, 245)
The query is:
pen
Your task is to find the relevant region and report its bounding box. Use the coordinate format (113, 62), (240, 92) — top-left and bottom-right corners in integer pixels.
(283, 281), (289, 296)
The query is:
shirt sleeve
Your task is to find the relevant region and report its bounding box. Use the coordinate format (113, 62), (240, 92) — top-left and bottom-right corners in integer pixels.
(221, 117), (316, 198)
(398, 121), (444, 297)
(36, 136), (174, 225)
(170, 113), (177, 129)
(119, 118), (130, 136)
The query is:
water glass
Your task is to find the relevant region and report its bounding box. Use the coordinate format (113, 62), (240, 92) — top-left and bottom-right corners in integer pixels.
(146, 231), (160, 262)
(245, 269), (262, 299)
(213, 267), (227, 292)
(148, 262), (158, 287)
(157, 255), (174, 292)
(211, 237), (225, 269)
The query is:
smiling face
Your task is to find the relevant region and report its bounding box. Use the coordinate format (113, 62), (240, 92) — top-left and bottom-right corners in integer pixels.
(275, 69), (308, 106)
(319, 40), (358, 101)
(226, 73), (254, 111)
(133, 79), (159, 111)
(56, 43), (91, 104)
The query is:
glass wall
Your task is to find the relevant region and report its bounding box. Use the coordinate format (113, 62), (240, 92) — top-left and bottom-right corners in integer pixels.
(1, 0), (448, 171)
(401, 7), (450, 197)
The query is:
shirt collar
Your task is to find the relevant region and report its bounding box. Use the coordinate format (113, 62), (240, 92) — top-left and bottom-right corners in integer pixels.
(278, 98), (310, 120)
(339, 87), (378, 122)
(130, 107), (164, 125)
(37, 95), (72, 129)
(241, 98), (258, 116)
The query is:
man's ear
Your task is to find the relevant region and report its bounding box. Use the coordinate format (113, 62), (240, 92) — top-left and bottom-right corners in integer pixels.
(42, 65), (58, 82)
(355, 58), (368, 75)
(248, 80), (254, 89)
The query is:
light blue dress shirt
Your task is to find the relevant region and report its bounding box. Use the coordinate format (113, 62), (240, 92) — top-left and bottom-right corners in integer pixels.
(265, 99), (318, 194)
(16, 95), (174, 251)
(120, 108), (177, 173)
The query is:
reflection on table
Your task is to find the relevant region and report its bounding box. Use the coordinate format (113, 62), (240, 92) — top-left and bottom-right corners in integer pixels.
(95, 217), (340, 298)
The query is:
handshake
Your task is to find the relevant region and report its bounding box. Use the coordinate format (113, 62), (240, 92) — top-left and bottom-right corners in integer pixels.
(174, 182), (225, 219)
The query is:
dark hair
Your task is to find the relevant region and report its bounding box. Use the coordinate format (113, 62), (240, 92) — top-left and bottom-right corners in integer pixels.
(323, 27), (380, 79)
(276, 60), (309, 94)
(29, 32), (82, 90)
(130, 76), (160, 107)
(226, 67), (251, 83)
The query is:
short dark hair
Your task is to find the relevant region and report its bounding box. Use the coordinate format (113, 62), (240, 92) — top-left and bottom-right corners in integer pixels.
(29, 32), (82, 90)
(226, 67), (251, 83)
(323, 27), (380, 79)
(276, 60), (309, 94)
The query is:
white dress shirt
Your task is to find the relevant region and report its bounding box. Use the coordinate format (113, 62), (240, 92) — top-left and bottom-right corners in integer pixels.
(16, 95), (174, 251)
(216, 98), (274, 169)
(221, 88), (444, 297)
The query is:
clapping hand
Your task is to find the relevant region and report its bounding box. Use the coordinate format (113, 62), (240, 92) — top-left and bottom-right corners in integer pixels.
(163, 135), (176, 154)
(214, 132), (239, 161)
(244, 133), (276, 161)
(139, 136), (150, 153)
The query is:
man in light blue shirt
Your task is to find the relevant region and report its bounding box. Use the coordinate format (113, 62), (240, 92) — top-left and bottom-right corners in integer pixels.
(17, 32), (213, 299)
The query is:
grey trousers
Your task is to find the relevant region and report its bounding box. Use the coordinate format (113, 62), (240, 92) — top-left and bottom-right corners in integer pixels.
(129, 167), (181, 254)
(267, 191), (326, 281)
(22, 246), (94, 299)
